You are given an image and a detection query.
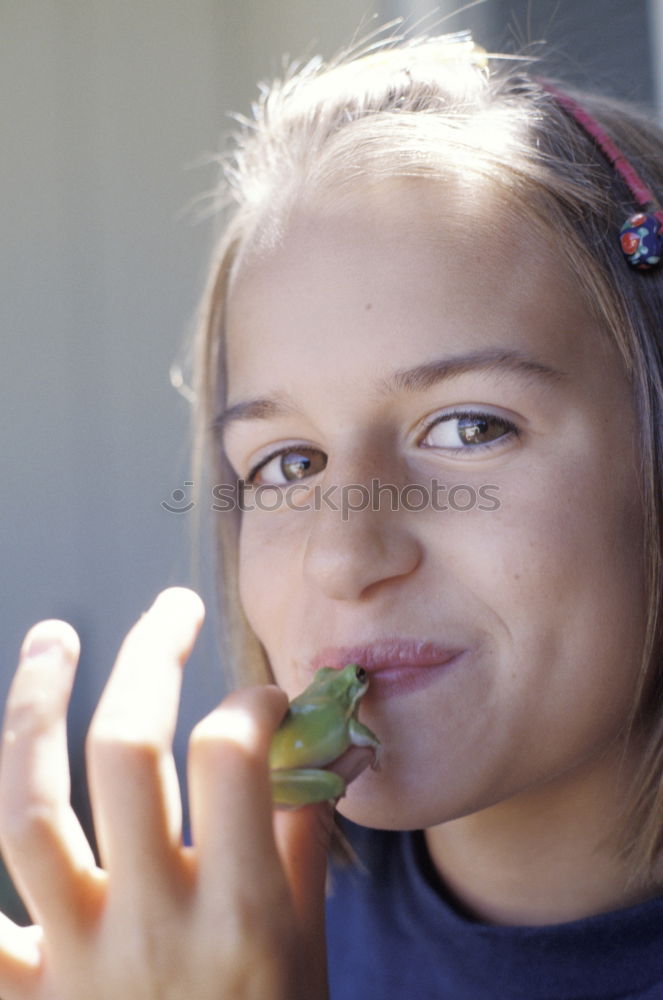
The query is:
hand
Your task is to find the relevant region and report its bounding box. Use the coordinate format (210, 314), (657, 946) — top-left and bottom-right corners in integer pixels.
(0, 588), (331, 999)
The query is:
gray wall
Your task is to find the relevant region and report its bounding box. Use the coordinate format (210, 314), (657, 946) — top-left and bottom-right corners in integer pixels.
(1, 0), (376, 920)
(382, 0), (656, 101)
(0, 0), (658, 921)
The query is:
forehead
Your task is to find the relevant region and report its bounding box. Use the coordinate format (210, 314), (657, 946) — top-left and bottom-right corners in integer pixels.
(225, 178), (605, 397)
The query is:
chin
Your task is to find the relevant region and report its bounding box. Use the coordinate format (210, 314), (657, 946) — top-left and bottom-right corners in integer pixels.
(335, 761), (520, 831)
(335, 775), (447, 831)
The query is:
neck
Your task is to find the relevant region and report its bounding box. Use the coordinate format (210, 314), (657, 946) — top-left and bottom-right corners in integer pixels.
(424, 739), (659, 926)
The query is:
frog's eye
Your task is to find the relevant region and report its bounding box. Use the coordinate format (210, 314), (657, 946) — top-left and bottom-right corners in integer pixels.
(355, 666), (368, 684)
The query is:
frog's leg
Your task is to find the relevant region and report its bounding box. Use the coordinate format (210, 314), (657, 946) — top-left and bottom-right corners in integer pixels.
(347, 719), (382, 769)
(270, 768), (346, 809)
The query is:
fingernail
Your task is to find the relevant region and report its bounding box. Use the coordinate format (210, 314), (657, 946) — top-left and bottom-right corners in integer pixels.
(22, 622), (79, 662)
(25, 633), (61, 659)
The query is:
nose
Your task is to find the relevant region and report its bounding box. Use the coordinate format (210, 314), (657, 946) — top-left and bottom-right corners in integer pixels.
(302, 475), (423, 601)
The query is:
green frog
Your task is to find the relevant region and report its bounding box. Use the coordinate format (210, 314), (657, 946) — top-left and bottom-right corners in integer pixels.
(269, 663), (381, 807)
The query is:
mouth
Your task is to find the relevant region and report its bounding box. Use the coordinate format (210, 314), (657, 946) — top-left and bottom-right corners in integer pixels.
(311, 637), (467, 698)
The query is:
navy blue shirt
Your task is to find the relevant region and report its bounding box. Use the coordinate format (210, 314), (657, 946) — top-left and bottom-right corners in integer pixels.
(326, 822), (663, 999)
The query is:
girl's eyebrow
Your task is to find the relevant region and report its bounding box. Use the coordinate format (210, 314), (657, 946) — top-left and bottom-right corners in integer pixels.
(384, 348), (566, 394)
(214, 348), (565, 435)
(212, 395), (297, 436)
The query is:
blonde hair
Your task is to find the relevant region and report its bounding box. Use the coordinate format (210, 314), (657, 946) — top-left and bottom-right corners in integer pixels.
(192, 30), (663, 880)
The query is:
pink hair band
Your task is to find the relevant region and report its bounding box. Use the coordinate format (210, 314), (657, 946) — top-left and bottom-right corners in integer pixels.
(539, 78), (663, 270)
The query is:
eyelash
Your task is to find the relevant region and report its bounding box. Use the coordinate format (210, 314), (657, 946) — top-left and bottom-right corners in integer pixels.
(245, 409), (518, 484)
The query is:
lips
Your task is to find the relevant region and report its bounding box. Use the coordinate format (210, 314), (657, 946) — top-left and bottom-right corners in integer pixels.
(311, 638), (466, 698)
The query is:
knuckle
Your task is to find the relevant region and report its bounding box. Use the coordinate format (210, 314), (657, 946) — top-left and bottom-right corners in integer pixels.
(188, 714), (227, 760)
(188, 717), (257, 777)
(0, 795), (59, 848)
(216, 904), (295, 996)
(3, 690), (61, 741)
(189, 703), (264, 757)
(86, 728), (162, 773)
(188, 715), (216, 751)
(116, 911), (193, 994)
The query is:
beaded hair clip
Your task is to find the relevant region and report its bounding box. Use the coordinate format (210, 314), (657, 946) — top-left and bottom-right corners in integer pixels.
(539, 79), (663, 271)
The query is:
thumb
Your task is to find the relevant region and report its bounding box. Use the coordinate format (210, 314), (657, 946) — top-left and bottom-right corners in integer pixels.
(272, 801), (335, 997)
(273, 800), (335, 931)
(271, 744), (376, 997)
(272, 742), (375, 931)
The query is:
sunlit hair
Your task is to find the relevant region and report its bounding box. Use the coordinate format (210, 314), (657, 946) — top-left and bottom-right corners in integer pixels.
(190, 29), (663, 881)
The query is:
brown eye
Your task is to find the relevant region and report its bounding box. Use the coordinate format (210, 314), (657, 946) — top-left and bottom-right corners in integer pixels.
(249, 447), (327, 485)
(457, 415), (493, 444)
(282, 451), (314, 479)
(355, 665), (368, 683)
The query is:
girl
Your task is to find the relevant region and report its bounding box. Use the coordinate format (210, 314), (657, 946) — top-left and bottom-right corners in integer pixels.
(2, 29), (663, 999)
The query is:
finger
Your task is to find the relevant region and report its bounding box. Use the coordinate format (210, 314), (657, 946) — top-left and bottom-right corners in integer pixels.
(0, 915), (42, 1000)
(189, 688), (330, 998)
(86, 588), (204, 890)
(0, 622), (99, 934)
(188, 685), (288, 896)
(272, 746), (373, 911)
(271, 751), (374, 994)
(273, 801), (333, 914)
(327, 745), (376, 786)
(272, 805), (335, 998)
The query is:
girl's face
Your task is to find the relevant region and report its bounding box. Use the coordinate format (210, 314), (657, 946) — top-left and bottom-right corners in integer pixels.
(222, 181), (646, 830)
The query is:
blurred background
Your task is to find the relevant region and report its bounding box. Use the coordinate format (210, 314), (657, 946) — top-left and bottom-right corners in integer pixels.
(1, 0), (660, 921)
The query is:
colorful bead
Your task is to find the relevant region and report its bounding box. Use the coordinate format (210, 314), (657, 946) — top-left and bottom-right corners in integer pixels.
(619, 212), (663, 270)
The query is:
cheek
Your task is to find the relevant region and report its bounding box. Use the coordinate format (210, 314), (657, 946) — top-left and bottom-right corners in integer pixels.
(470, 447), (647, 725)
(237, 514), (301, 658)
(238, 519), (274, 627)
(480, 411), (644, 596)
